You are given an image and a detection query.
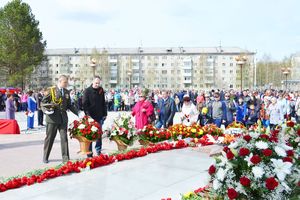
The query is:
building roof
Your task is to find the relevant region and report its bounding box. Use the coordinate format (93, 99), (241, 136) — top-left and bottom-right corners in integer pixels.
(45, 47), (255, 56)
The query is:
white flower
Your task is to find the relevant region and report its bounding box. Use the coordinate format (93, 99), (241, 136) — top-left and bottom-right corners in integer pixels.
(213, 179), (221, 190)
(78, 124), (85, 129)
(91, 126), (98, 132)
(274, 146), (287, 157)
(128, 124), (133, 129)
(88, 118), (94, 123)
(228, 141), (238, 149)
(216, 168), (227, 181)
(281, 181), (291, 191)
(271, 159), (292, 181)
(111, 131), (117, 136)
(249, 131), (260, 139)
(244, 153), (254, 166)
(279, 143), (293, 151)
(255, 141), (268, 149)
(218, 153), (228, 167)
(252, 166), (264, 179)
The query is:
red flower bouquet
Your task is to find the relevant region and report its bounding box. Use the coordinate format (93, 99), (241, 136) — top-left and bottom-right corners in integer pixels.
(69, 115), (102, 141)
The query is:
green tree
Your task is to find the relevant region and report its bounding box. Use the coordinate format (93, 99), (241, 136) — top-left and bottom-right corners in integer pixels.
(0, 0), (46, 89)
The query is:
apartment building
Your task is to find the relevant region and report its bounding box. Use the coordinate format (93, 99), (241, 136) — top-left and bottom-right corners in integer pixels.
(30, 47), (256, 90)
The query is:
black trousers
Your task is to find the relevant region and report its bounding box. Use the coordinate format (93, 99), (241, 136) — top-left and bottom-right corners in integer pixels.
(38, 110), (44, 125)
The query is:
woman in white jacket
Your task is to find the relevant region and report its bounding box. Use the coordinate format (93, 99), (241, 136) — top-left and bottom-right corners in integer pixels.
(267, 97), (283, 130)
(181, 95), (199, 126)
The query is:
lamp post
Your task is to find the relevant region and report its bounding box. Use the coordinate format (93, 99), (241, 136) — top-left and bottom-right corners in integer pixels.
(91, 58), (96, 77)
(281, 67), (291, 91)
(235, 55), (247, 91)
(127, 69), (132, 89)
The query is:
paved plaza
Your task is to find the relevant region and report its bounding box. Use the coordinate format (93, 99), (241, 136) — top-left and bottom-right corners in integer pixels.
(0, 112), (214, 200)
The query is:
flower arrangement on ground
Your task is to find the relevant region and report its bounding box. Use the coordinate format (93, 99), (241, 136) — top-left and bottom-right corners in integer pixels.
(168, 123), (204, 140)
(202, 124), (223, 136)
(109, 113), (137, 146)
(138, 124), (171, 143)
(206, 127), (299, 199)
(69, 115), (102, 141)
(227, 121), (246, 129)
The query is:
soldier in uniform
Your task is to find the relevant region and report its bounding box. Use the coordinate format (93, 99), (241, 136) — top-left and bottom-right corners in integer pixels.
(41, 75), (79, 163)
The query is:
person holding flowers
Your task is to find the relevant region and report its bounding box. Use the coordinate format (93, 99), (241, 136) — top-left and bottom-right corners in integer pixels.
(83, 76), (107, 157)
(132, 89), (154, 129)
(181, 94), (199, 126)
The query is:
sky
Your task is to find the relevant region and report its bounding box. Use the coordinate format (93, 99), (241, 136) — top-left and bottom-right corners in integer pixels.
(1, 0), (300, 60)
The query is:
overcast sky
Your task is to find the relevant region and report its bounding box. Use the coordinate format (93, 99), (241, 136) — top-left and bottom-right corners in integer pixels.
(1, 0), (300, 60)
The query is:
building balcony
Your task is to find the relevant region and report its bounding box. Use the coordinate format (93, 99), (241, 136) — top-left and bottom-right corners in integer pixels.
(204, 79), (214, 84)
(109, 59), (118, 63)
(183, 72), (192, 77)
(132, 79), (140, 84)
(132, 65), (140, 70)
(109, 80), (118, 84)
(131, 59), (139, 63)
(182, 64), (192, 69)
(183, 79), (192, 84)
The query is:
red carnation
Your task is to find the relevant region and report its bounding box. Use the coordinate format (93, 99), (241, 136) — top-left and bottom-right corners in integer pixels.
(250, 155), (262, 164)
(226, 151), (235, 160)
(260, 134), (269, 140)
(227, 188), (238, 199)
(223, 146), (230, 152)
(298, 181), (300, 187)
(223, 146), (230, 153)
(287, 121), (295, 127)
(208, 165), (216, 175)
(262, 149), (272, 157)
(240, 176), (251, 187)
(239, 148), (250, 156)
(243, 135), (252, 142)
(286, 150), (294, 157)
(265, 177), (279, 190)
(297, 129), (300, 136)
(283, 157), (293, 163)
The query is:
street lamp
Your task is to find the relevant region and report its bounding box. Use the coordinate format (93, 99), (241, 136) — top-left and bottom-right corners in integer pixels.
(235, 55), (247, 91)
(91, 58), (96, 77)
(127, 69), (132, 89)
(281, 67), (291, 91)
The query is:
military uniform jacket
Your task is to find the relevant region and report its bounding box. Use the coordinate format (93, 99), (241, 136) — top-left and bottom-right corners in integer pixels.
(41, 86), (78, 125)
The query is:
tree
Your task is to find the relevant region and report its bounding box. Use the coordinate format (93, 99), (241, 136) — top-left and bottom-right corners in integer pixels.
(0, 0), (46, 89)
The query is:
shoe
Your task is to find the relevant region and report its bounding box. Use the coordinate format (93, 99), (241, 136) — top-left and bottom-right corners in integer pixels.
(87, 153), (93, 158)
(43, 159), (49, 163)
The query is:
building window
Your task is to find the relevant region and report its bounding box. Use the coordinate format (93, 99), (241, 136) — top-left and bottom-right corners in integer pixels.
(230, 63), (233, 66)
(162, 63), (165, 67)
(222, 63), (226, 66)
(162, 70), (167, 74)
(230, 70), (233, 74)
(177, 70), (180, 73)
(222, 70), (226, 73)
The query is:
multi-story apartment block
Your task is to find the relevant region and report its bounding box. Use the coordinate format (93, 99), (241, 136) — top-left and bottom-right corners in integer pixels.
(288, 53), (300, 90)
(30, 47), (256, 91)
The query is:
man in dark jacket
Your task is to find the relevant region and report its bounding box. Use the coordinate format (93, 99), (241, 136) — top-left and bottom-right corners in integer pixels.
(155, 90), (176, 128)
(83, 76), (107, 157)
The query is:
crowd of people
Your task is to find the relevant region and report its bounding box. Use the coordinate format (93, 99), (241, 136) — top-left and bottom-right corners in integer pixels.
(2, 76), (300, 163)
(1, 86), (300, 130)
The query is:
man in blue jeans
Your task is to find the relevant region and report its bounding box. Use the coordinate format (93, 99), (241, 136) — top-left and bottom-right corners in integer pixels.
(83, 76), (107, 157)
